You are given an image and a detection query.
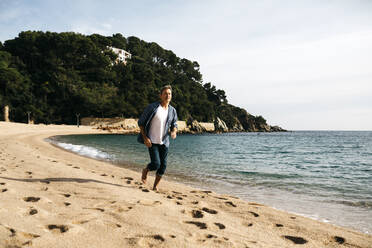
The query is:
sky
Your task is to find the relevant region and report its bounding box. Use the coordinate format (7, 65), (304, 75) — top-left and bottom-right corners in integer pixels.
(1, 0), (371, 130)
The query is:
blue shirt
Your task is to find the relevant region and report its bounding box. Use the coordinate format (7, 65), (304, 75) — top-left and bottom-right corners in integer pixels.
(137, 102), (178, 147)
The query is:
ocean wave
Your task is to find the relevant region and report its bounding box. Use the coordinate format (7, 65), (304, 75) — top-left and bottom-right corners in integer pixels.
(233, 170), (301, 179)
(328, 200), (372, 209)
(55, 142), (113, 160)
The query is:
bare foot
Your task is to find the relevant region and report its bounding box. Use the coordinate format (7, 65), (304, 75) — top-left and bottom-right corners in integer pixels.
(152, 187), (158, 192)
(141, 168), (148, 184)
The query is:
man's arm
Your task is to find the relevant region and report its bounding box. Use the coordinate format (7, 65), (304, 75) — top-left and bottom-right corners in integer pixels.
(140, 125), (152, 147)
(170, 108), (178, 139)
(170, 127), (177, 139)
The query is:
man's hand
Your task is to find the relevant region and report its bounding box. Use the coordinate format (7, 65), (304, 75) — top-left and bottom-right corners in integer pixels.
(171, 130), (177, 139)
(144, 136), (152, 147)
(140, 126), (152, 147)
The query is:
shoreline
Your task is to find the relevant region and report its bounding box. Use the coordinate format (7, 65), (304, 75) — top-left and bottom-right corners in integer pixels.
(49, 132), (372, 235)
(0, 121), (371, 247)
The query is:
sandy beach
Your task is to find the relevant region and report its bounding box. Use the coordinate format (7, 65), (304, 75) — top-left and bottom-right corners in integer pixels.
(0, 121), (371, 248)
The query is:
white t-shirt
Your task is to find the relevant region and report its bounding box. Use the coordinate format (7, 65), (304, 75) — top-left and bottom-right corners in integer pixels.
(148, 105), (169, 144)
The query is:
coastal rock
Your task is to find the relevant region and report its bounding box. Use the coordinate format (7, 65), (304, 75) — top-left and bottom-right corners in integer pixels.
(258, 123), (271, 132)
(230, 117), (244, 132)
(271, 125), (286, 132)
(214, 117), (228, 132)
(189, 120), (206, 133)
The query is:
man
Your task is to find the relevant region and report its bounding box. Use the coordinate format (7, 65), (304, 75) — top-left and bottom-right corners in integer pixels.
(137, 85), (178, 191)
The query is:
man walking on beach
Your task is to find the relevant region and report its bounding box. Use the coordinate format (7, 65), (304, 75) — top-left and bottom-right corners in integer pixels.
(138, 85), (178, 190)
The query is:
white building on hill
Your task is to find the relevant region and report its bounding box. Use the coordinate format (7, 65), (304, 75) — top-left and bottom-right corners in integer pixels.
(108, 46), (131, 65)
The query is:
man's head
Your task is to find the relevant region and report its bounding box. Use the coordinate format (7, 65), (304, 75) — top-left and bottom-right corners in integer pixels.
(160, 85), (172, 104)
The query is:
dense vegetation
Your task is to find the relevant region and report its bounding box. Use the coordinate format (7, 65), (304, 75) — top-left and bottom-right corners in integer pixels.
(0, 31), (280, 131)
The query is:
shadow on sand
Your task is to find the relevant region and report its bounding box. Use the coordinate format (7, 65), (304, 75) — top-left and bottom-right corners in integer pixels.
(0, 176), (126, 188)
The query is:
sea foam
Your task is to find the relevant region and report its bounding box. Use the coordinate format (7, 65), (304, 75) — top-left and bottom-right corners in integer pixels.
(56, 142), (112, 160)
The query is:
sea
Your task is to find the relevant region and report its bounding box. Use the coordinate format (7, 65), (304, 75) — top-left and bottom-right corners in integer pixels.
(48, 131), (372, 234)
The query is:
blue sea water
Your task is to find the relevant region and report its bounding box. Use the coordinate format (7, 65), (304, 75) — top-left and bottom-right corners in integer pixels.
(49, 131), (372, 233)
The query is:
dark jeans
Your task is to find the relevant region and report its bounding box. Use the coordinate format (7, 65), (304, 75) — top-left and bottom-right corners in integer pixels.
(147, 144), (168, 176)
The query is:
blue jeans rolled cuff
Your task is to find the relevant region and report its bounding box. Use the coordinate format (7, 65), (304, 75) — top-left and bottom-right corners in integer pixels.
(147, 144), (168, 176)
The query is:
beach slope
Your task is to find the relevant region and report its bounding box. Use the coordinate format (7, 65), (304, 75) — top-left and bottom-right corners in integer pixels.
(0, 122), (371, 247)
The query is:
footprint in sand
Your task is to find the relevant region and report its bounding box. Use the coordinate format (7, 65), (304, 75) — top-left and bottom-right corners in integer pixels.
(73, 219), (90, 225)
(23, 197), (40, 202)
(153, 235), (165, 242)
(29, 208), (38, 215)
(3, 226), (41, 245)
(283, 235), (308, 244)
(214, 223), (226, 229)
(7, 227), (16, 237)
(276, 224), (283, 227)
(334, 236), (345, 244)
(192, 210), (204, 218)
(73, 166), (80, 169)
(216, 196), (228, 200)
(40, 180), (50, 184)
(142, 189), (150, 192)
(137, 200), (162, 206)
(83, 207), (105, 212)
(1, 188), (7, 193)
(47, 224), (69, 233)
(202, 207), (218, 214)
(126, 180), (132, 184)
(225, 201), (237, 207)
(185, 221), (207, 229)
(64, 202), (71, 206)
(206, 234), (217, 239)
(100, 174), (107, 176)
(124, 177), (134, 180)
(192, 201), (199, 204)
(0, 182), (5, 185)
(25, 171), (32, 175)
(62, 194), (71, 198)
(248, 211), (259, 217)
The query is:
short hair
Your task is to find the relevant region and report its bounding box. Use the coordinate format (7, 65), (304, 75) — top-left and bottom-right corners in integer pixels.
(160, 85), (172, 94)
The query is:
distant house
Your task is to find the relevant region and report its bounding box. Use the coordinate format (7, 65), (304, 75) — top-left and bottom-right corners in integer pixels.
(108, 46), (131, 65)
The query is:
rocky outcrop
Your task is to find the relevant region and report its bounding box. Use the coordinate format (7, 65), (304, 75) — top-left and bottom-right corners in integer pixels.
(199, 122), (215, 132)
(81, 117), (140, 133)
(230, 117), (244, 132)
(270, 125), (286, 132)
(214, 117), (228, 132)
(189, 120), (206, 133)
(81, 116), (285, 134)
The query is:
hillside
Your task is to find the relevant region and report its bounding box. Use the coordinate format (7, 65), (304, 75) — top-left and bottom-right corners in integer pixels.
(0, 31), (285, 132)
